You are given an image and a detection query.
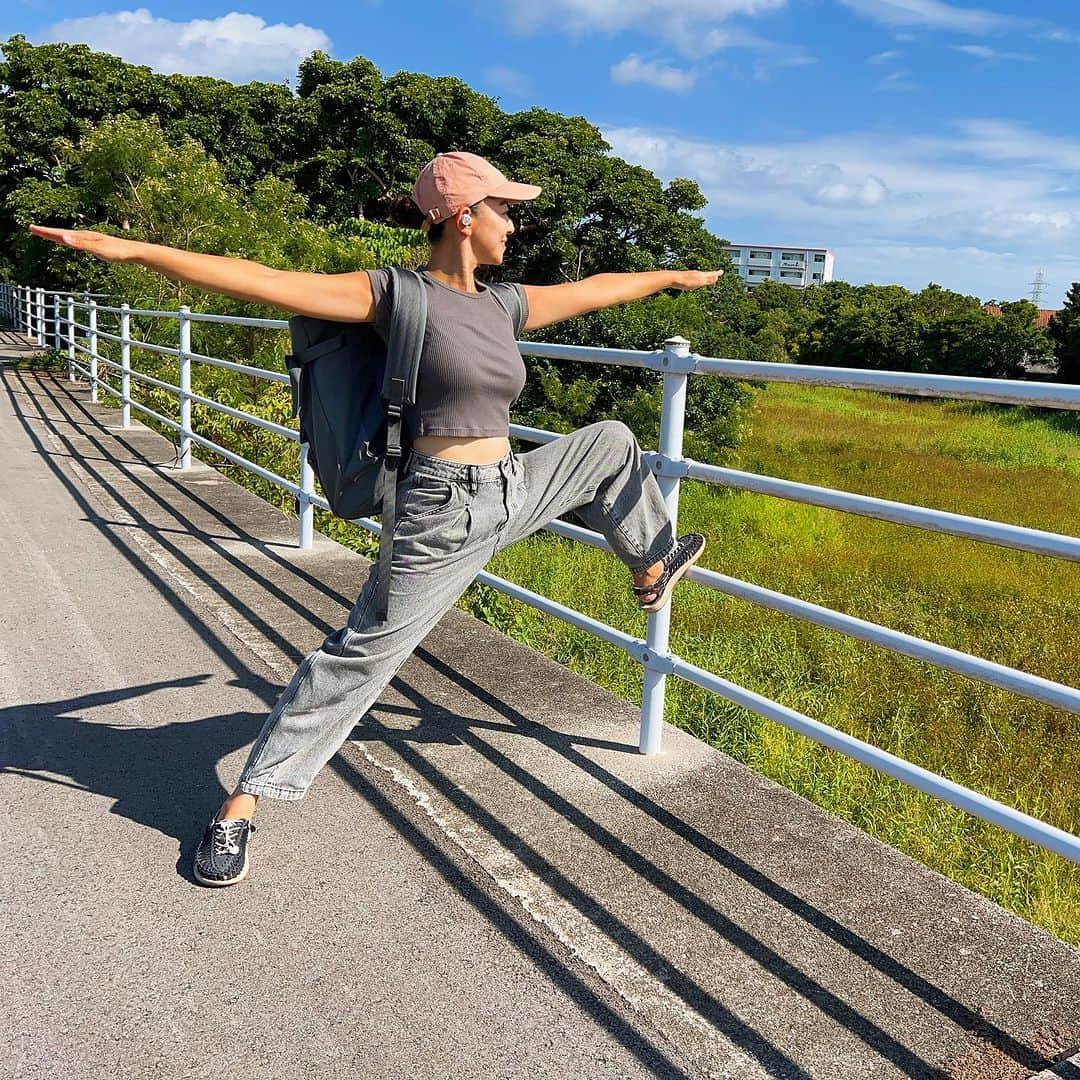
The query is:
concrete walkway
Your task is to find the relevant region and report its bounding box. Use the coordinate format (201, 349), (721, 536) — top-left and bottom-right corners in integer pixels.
(1, 353), (1078, 1079)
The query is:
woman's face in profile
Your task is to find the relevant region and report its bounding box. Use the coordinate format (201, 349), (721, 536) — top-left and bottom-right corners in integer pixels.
(471, 197), (516, 265)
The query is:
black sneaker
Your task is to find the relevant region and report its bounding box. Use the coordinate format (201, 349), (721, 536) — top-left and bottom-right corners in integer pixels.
(193, 817), (255, 887)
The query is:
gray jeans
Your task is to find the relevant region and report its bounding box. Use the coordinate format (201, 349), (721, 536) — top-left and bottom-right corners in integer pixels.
(238, 419), (675, 800)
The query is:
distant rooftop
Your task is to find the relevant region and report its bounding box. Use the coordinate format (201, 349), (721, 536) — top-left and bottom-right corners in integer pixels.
(725, 244), (832, 252)
(983, 303), (1059, 329)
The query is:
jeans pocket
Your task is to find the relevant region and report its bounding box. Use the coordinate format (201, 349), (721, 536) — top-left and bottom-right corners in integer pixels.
(405, 474), (465, 520)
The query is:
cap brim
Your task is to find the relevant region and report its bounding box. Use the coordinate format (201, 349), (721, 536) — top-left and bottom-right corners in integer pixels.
(488, 180), (542, 202)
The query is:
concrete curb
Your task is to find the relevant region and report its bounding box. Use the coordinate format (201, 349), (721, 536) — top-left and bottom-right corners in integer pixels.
(1031, 1050), (1080, 1079)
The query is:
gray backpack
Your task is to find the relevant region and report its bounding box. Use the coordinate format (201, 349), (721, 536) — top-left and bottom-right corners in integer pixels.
(285, 267), (524, 622)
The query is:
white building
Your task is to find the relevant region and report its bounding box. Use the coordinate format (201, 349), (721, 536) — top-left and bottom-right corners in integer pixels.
(723, 245), (834, 288)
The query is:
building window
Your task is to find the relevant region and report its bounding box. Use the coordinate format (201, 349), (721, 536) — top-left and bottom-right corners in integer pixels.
(726, 249), (742, 259)
(813, 253), (825, 263)
(812, 272), (822, 281)
(748, 268), (770, 277)
(750, 250), (771, 260)
(780, 271), (803, 280)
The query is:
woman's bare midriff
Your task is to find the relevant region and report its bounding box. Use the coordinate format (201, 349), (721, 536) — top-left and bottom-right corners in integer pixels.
(411, 434), (511, 464)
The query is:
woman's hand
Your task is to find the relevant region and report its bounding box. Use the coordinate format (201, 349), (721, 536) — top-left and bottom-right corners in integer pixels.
(28, 225), (139, 264)
(671, 269), (724, 291)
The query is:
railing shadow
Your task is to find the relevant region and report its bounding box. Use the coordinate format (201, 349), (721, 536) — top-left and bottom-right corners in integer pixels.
(344, 672), (1052, 1078)
(0, 366), (696, 1078)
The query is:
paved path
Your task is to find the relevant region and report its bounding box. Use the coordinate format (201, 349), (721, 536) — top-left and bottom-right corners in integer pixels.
(1, 354), (1078, 1079)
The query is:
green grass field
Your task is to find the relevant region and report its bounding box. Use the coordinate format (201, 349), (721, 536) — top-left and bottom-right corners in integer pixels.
(464, 384), (1080, 943)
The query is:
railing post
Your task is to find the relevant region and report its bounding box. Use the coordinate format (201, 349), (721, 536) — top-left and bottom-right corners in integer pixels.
(36, 287), (45, 347)
(639, 335), (692, 755)
(120, 303), (131, 429)
(298, 442), (315, 549)
(88, 299), (99, 403)
(52, 294), (60, 353)
(66, 295), (76, 381)
(178, 305), (192, 469)
(23, 286), (31, 335)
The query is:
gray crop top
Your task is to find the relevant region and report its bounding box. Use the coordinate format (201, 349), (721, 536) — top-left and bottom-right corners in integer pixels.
(365, 267), (529, 439)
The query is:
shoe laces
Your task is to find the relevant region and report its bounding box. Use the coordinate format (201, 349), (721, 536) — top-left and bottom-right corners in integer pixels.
(213, 819), (245, 856)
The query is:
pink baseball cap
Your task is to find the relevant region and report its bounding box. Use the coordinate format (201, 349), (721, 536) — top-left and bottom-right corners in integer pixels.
(412, 151), (542, 231)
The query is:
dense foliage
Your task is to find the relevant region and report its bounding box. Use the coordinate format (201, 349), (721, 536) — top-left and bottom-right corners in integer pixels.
(1047, 283), (1080, 383)
(729, 279), (1054, 378)
(0, 34), (758, 464)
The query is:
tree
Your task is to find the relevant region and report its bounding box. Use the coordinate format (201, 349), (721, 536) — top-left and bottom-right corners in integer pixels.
(1047, 283), (1080, 383)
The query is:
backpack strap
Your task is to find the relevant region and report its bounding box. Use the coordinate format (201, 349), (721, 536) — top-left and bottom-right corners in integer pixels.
(374, 267), (428, 621)
(487, 281), (527, 338)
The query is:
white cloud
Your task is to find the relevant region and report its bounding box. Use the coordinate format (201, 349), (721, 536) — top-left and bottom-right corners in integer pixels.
(601, 120), (1080, 304)
(1041, 27), (1080, 44)
(611, 54), (699, 92)
(38, 8), (331, 83)
(950, 43), (1036, 61)
(494, 0), (789, 61)
(836, 0), (1026, 34)
(484, 65), (535, 99)
(500, 0), (786, 35)
(866, 49), (904, 63)
(875, 68), (917, 91)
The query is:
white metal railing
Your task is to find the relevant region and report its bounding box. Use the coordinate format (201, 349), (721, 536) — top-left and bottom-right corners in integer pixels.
(2, 279), (1078, 865)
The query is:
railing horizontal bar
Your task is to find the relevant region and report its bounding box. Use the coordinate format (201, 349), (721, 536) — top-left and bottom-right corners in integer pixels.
(670, 655), (1080, 863)
(92, 328), (137, 345)
(184, 429), (300, 496)
(519, 341), (661, 369)
(95, 356), (178, 395)
(684, 459), (1080, 562)
(184, 388), (298, 440)
(517, 343), (1080, 409)
(75, 303), (179, 318)
(34, 289), (113, 298)
(693, 356), (1080, 410)
(127, 397), (181, 431)
(185, 350), (291, 383)
(184, 311), (288, 329)
(129, 338), (181, 360)
(508, 421), (571, 446)
(471, 569), (644, 653)
(689, 565), (1080, 713)
(75, 369), (122, 402)
(519, 511), (1080, 712)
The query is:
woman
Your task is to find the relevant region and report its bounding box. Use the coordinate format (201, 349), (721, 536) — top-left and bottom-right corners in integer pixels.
(30, 151), (721, 887)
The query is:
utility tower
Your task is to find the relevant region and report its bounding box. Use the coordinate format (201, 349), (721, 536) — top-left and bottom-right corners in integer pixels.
(1029, 269), (1047, 305)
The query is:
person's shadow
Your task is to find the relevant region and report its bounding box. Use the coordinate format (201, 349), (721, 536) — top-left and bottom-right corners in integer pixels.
(1, 676), (271, 879)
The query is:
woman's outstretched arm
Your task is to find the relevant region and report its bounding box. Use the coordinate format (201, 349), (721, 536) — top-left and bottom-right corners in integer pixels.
(27, 226), (376, 323)
(521, 269), (723, 333)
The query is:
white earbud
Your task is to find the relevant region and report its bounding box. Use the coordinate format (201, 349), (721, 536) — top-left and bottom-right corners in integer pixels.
(460, 212), (472, 227)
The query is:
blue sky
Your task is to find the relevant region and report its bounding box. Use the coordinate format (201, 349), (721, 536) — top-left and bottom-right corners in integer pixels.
(6, 0), (1080, 306)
